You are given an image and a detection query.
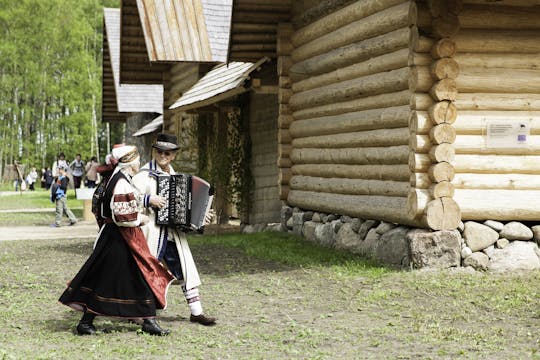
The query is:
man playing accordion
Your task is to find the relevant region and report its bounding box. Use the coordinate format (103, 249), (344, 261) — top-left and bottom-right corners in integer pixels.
(132, 133), (216, 326)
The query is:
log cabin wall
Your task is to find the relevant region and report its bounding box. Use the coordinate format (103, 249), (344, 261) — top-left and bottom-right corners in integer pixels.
(165, 63), (202, 173)
(409, 0), (462, 230)
(287, 0), (422, 226)
(450, 1), (540, 221)
(249, 64), (281, 224)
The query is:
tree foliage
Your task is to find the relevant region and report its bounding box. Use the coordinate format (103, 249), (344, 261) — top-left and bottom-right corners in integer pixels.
(0, 0), (119, 176)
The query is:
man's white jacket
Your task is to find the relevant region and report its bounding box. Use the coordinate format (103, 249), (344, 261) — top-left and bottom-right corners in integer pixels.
(132, 160), (201, 290)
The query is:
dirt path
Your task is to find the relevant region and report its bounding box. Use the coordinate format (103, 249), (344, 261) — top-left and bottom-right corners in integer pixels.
(0, 220), (98, 241)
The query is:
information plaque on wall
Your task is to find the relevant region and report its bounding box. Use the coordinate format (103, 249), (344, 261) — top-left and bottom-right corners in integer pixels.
(485, 119), (531, 148)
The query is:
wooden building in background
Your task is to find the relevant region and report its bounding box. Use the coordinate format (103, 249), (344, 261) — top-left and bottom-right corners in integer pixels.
(102, 8), (163, 164)
(228, 0), (540, 230)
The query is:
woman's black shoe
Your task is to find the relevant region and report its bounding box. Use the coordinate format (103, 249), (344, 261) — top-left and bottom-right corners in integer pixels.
(77, 312), (96, 335)
(141, 318), (170, 336)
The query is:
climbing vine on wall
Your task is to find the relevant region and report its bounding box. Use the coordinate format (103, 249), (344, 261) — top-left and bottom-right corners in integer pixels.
(197, 105), (252, 221)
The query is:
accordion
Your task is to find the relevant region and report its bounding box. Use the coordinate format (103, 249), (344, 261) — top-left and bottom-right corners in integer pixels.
(155, 174), (213, 231)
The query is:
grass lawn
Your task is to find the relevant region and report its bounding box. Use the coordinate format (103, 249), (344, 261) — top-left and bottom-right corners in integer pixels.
(0, 192), (539, 359)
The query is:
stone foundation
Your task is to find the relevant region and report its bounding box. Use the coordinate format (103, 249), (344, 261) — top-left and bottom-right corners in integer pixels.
(240, 206), (540, 272)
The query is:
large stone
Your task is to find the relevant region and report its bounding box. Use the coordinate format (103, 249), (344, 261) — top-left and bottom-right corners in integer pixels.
(531, 225), (540, 245)
(358, 219), (379, 240)
(463, 252), (489, 271)
(483, 220), (504, 232)
(292, 213), (305, 236)
(265, 223), (284, 232)
(375, 221), (397, 235)
(335, 223), (362, 252)
(408, 229), (461, 269)
(486, 241), (540, 272)
(496, 238), (509, 249)
(360, 228), (381, 256)
(463, 221), (499, 252)
(311, 212), (322, 223)
(350, 218), (362, 233)
(281, 206), (293, 228)
(375, 226), (410, 266)
(302, 221), (318, 243)
(499, 221), (533, 241)
(315, 223), (335, 248)
(331, 219), (342, 233)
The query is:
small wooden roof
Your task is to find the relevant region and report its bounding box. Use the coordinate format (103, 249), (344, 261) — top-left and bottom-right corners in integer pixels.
(228, 0), (291, 62)
(120, 0), (232, 84)
(169, 58), (269, 112)
(133, 114), (163, 136)
(103, 8), (163, 122)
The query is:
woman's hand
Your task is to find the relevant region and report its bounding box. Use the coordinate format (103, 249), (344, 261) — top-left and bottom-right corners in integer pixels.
(149, 195), (166, 209)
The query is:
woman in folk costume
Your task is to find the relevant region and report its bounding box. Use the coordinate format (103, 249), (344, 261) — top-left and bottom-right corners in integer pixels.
(132, 133), (216, 326)
(59, 145), (174, 336)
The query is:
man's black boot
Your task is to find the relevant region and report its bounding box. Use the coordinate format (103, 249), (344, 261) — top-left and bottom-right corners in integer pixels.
(141, 318), (170, 336)
(76, 312), (96, 335)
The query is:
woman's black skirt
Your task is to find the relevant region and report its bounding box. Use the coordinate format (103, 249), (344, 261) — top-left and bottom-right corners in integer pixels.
(59, 223), (157, 318)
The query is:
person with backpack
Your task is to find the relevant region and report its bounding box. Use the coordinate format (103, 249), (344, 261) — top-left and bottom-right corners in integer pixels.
(59, 145), (174, 336)
(69, 153), (85, 189)
(50, 166), (77, 227)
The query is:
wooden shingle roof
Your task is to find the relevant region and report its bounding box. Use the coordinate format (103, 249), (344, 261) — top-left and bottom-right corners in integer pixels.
(120, 0), (232, 84)
(169, 58), (268, 112)
(103, 8), (163, 121)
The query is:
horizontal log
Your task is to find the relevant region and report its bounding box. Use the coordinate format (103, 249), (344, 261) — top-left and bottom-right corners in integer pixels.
(431, 58), (460, 80)
(288, 190), (422, 227)
(291, 145), (409, 165)
(453, 173), (540, 190)
(427, 0), (463, 17)
(453, 111), (540, 135)
(291, 0), (407, 47)
(454, 135), (540, 155)
(278, 88), (292, 104)
(415, 36), (434, 53)
(410, 134), (431, 153)
(278, 144), (292, 158)
(292, 2), (416, 63)
(453, 154), (540, 174)
(430, 79), (457, 101)
(290, 175), (410, 197)
(290, 105), (411, 138)
(429, 162), (455, 182)
(279, 104), (292, 115)
(407, 188), (432, 216)
(279, 168), (291, 185)
(293, 90), (412, 120)
(280, 185), (289, 200)
(429, 143), (455, 162)
(431, 38), (457, 59)
(411, 172), (431, 188)
(278, 157), (292, 168)
(454, 189), (540, 221)
(290, 27), (415, 80)
(293, 48), (410, 93)
(292, 127), (409, 148)
(291, 164), (410, 181)
(455, 94), (540, 111)
(292, 0), (358, 30)
(453, 30), (540, 53)
(279, 76), (291, 89)
(412, 93), (435, 111)
(432, 14), (460, 38)
(459, 4), (540, 30)
(416, 66), (434, 92)
(278, 129), (291, 144)
(411, 52), (433, 66)
(290, 67), (413, 111)
(430, 123), (456, 144)
(409, 152), (432, 172)
(277, 56), (292, 77)
(429, 101), (457, 125)
(455, 53), (540, 70)
(278, 115), (293, 129)
(457, 67), (540, 93)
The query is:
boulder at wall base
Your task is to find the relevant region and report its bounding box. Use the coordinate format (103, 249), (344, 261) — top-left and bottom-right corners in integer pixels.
(315, 222), (335, 248)
(408, 229), (461, 269)
(463, 252), (489, 271)
(374, 226), (410, 266)
(302, 221), (318, 243)
(463, 221), (499, 252)
(499, 221), (533, 241)
(485, 241), (540, 272)
(334, 223), (362, 252)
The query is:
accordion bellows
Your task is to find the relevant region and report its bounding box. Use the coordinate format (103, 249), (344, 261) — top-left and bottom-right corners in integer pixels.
(156, 174), (213, 231)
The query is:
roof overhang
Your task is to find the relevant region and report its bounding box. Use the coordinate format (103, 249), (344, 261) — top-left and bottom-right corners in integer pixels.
(169, 57), (269, 113)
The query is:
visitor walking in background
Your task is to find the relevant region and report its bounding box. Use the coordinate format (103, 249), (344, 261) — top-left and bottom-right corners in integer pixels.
(85, 156), (99, 188)
(26, 167), (38, 191)
(50, 166), (77, 227)
(44, 167), (53, 190)
(52, 152), (68, 178)
(70, 154), (85, 189)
